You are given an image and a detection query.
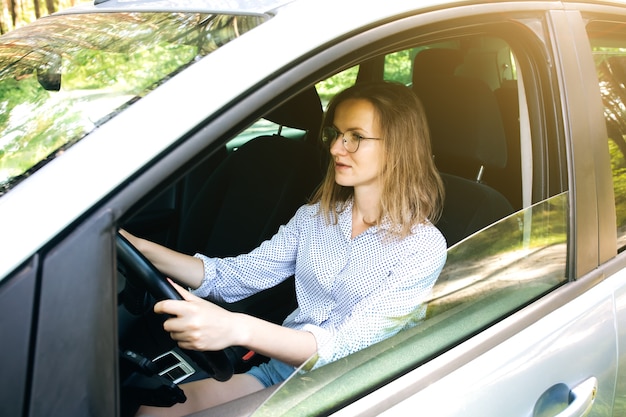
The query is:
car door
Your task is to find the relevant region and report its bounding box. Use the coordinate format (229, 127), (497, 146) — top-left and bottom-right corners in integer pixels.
(582, 4), (626, 415)
(0, 211), (118, 417)
(248, 4), (625, 416)
(6, 2), (626, 416)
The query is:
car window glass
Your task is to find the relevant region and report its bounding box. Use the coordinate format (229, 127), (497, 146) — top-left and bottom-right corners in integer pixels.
(586, 21), (626, 250)
(256, 194), (568, 416)
(315, 66), (358, 109)
(222, 67), (360, 155)
(383, 48), (418, 85)
(0, 12), (266, 195)
(226, 119), (306, 152)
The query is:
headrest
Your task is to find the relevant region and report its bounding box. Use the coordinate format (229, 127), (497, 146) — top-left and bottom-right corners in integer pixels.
(412, 50), (507, 170)
(412, 48), (462, 84)
(264, 87), (323, 133)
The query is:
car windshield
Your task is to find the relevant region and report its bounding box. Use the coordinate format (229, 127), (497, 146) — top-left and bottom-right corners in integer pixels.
(0, 11), (266, 195)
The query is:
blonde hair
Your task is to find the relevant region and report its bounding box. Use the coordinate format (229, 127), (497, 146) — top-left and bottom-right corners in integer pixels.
(311, 81), (444, 238)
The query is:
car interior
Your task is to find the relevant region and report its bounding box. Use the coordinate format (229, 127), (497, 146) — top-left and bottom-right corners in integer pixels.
(117, 86), (326, 413)
(116, 33), (526, 415)
(411, 47), (515, 246)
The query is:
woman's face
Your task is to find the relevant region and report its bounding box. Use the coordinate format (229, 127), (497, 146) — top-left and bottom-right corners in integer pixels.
(330, 98), (383, 192)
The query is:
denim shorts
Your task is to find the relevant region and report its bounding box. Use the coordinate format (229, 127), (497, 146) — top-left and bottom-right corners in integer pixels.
(246, 358), (296, 387)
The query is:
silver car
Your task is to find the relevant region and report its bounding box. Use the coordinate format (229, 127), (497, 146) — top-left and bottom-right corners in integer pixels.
(1, 0), (626, 416)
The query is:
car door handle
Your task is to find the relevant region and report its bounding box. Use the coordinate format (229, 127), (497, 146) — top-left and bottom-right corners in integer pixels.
(553, 377), (597, 417)
(533, 377), (597, 417)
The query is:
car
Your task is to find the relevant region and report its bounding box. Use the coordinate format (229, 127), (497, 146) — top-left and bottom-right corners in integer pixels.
(1, 0), (626, 415)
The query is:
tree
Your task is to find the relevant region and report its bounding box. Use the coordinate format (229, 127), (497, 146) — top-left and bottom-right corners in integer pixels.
(0, 0), (78, 34)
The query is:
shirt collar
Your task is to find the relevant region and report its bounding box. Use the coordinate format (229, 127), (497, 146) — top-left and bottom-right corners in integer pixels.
(338, 199), (391, 240)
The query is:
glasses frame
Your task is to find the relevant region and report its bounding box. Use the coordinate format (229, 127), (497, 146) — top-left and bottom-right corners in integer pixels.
(321, 126), (381, 153)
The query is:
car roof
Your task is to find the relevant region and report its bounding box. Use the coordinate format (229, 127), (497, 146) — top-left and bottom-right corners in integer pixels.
(54, 0), (626, 17)
(57, 0), (298, 15)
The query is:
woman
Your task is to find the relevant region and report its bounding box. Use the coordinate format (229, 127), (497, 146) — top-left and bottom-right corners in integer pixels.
(127, 81), (447, 416)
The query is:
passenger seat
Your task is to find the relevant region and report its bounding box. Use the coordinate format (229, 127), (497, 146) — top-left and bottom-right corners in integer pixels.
(412, 49), (514, 246)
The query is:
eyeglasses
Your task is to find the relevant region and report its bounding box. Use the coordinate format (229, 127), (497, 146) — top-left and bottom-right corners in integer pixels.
(321, 126), (381, 153)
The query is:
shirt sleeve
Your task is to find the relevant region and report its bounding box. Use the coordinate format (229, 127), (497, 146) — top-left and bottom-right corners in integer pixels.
(302, 226), (447, 369)
(190, 206), (305, 302)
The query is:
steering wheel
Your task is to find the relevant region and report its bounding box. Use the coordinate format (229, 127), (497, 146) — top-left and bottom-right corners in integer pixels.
(116, 232), (234, 382)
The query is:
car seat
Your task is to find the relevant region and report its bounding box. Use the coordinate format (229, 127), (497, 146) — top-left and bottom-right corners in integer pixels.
(176, 86), (324, 333)
(412, 48), (514, 246)
(438, 173), (514, 246)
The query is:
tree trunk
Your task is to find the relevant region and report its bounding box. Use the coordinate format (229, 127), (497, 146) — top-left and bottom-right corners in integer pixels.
(9, 0), (18, 27)
(33, 0), (40, 19)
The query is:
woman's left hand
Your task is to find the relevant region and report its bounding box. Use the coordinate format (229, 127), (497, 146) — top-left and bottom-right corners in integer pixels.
(154, 281), (241, 352)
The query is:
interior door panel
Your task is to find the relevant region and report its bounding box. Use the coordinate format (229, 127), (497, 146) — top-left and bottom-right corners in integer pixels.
(28, 210), (117, 417)
(0, 257), (38, 417)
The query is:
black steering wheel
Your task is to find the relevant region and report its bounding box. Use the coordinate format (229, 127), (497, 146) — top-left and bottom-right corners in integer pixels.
(116, 232), (234, 382)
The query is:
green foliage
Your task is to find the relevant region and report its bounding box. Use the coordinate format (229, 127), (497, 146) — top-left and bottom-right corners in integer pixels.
(0, 0), (78, 34)
(0, 75), (47, 127)
(0, 39), (198, 186)
(383, 48), (417, 85)
(609, 140), (626, 229)
(63, 43), (197, 92)
(0, 12), (262, 192)
(316, 66), (358, 108)
(0, 74), (87, 186)
(593, 47), (626, 236)
(315, 47), (419, 108)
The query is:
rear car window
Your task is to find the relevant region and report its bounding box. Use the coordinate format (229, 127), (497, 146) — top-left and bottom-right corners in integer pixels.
(587, 20), (626, 251)
(0, 11), (266, 195)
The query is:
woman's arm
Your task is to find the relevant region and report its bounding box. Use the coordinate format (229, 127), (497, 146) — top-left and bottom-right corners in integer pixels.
(119, 229), (205, 289)
(156, 282), (317, 367)
(235, 314), (317, 366)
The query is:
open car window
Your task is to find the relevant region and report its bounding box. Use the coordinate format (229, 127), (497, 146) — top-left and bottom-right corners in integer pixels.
(251, 22), (568, 415)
